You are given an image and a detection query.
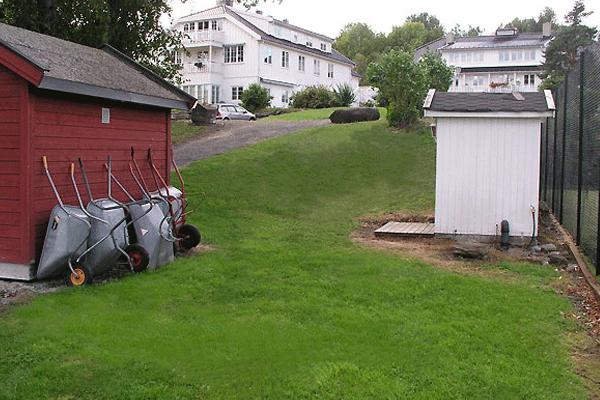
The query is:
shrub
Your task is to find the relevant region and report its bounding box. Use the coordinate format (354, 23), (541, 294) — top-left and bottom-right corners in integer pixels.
(367, 50), (427, 128)
(333, 83), (356, 107)
(241, 84), (272, 112)
(290, 85), (337, 109)
(329, 108), (380, 124)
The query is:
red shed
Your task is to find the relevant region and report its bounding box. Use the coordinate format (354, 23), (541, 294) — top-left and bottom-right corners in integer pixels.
(0, 23), (195, 280)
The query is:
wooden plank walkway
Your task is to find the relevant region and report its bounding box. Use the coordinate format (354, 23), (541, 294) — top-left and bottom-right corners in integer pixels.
(375, 222), (435, 238)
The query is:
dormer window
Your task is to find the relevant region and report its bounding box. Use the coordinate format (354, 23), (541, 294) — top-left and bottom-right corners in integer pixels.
(306, 40), (313, 47)
(320, 43), (327, 51)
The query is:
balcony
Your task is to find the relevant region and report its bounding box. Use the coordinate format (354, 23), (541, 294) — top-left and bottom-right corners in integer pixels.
(181, 62), (222, 75)
(182, 31), (224, 47)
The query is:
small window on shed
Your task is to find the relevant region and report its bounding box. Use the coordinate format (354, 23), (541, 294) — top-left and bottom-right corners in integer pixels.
(102, 108), (110, 124)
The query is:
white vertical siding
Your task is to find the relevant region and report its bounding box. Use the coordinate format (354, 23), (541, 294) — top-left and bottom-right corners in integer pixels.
(435, 117), (542, 237)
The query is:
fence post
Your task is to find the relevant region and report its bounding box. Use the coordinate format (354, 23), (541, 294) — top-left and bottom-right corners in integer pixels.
(544, 118), (549, 202)
(552, 91), (559, 213)
(597, 158), (600, 275)
(559, 77), (568, 223)
(576, 53), (585, 245)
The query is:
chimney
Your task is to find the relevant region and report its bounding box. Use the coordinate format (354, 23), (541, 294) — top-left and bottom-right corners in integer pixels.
(217, 0), (234, 7)
(542, 22), (552, 37)
(446, 32), (455, 44)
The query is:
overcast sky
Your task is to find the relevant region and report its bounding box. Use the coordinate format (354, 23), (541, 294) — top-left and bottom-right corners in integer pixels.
(167, 0), (600, 37)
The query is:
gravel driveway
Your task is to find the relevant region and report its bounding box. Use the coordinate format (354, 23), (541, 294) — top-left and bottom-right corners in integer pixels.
(174, 119), (330, 166)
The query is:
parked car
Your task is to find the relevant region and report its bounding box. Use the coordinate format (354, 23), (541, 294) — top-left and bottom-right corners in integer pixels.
(216, 104), (256, 121)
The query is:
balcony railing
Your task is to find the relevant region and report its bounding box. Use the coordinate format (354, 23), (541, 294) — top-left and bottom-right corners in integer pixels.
(182, 31), (224, 46)
(181, 62), (222, 75)
(449, 84), (539, 93)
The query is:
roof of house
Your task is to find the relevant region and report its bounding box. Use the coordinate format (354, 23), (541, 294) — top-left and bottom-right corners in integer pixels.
(458, 65), (543, 73)
(441, 32), (552, 51)
(424, 90), (554, 113)
(414, 37), (448, 61)
(225, 7), (354, 66)
(0, 22), (195, 109)
(271, 17), (334, 42)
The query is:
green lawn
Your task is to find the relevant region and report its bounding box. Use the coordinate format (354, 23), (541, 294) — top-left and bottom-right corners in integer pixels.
(172, 120), (207, 145)
(262, 107), (347, 121)
(0, 119), (588, 399)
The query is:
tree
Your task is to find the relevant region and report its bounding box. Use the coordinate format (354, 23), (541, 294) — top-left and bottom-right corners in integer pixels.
(503, 7), (559, 32)
(333, 23), (384, 84)
(241, 84), (272, 112)
(406, 12), (444, 43)
(540, 1), (597, 89)
(367, 50), (427, 128)
(0, 0), (280, 81)
(386, 22), (428, 53)
(451, 24), (482, 37)
(419, 52), (453, 92)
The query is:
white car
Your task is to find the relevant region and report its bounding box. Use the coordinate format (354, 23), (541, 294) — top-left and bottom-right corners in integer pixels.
(215, 104), (256, 121)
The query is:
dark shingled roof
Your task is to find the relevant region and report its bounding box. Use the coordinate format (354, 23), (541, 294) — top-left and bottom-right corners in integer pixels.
(426, 92), (551, 113)
(225, 7), (354, 66)
(0, 22), (195, 109)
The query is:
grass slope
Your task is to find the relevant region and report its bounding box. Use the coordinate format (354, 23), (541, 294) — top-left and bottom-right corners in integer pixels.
(0, 120), (586, 399)
(172, 121), (207, 145)
(263, 107), (347, 121)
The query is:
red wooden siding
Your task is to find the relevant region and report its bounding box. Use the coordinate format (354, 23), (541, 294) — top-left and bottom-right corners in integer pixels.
(30, 91), (172, 262)
(0, 67), (26, 264)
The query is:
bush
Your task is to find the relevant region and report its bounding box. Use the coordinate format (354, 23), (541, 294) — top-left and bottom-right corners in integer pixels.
(241, 84), (272, 112)
(290, 85), (337, 109)
(386, 102), (420, 128)
(329, 108), (380, 124)
(333, 83), (356, 107)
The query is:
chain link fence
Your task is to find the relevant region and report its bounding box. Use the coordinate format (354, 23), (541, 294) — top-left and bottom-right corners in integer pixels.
(540, 42), (600, 275)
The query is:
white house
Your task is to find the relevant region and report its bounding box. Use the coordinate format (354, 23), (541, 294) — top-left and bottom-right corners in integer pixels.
(415, 24), (553, 93)
(172, 0), (357, 108)
(424, 89), (555, 238)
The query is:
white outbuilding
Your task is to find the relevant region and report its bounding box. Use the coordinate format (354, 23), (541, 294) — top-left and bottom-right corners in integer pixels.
(424, 89), (555, 238)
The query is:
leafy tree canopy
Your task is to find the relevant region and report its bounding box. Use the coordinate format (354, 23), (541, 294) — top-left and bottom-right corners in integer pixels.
(419, 52), (454, 92)
(502, 7), (559, 32)
(540, 1), (597, 89)
(406, 12), (444, 43)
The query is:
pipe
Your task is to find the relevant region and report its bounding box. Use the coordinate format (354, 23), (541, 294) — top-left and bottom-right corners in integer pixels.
(500, 220), (510, 250)
(529, 205), (538, 248)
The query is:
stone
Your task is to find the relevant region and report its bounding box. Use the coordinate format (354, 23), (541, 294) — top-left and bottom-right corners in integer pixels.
(549, 253), (568, 265)
(566, 264), (579, 272)
(191, 104), (217, 125)
(530, 245), (542, 253)
(540, 243), (558, 252)
(452, 244), (488, 260)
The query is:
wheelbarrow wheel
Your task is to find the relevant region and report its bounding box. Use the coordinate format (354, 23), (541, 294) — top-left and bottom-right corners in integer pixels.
(125, 244), (150, 273)
(66, 264), (93, 287)
(177, 224), (201, 251)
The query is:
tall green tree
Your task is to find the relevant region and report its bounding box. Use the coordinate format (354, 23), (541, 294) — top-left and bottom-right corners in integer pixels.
(540, 1), (597, 89)
(333, 23), (385, 84)
(419, 52), (453, 91)
(406, 12), (444, 43)
(503, 7), (559, 32)
(367, 50), (427, 128)
(386, 22), (428, 53)
(0, 0), (275, 81)
(450, 24), (482, 37)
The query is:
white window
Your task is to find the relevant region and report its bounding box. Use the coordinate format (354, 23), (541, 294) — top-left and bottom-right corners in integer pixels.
(461, 53), (466, 62)
(224, 45), (244, 63)
(231, 86), (244, 101)
(298, 55), (305, 72)
(198, 21), (209, 30)
(212, 85), (220, 103)
(173, 51), (182, 65)
(314, 59), (320, 76)
(525, 50), (536, 61)
(101, 108), (110, 124)
(466, 52), (472, 62)
(183, 23), (190, 32)
(282, 90), (289, 104)
(306, 40), (313, 47)
(320, 43), (327, 51)
(263, 47), (272, 64)
(327, 63), (334, 78)
(281, 51), (289, 68)
(524, 74), (536, 86)
(196, 51), (208, 71)
(211, 20), (218, 30)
